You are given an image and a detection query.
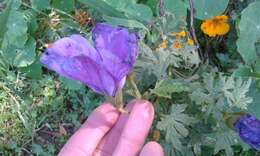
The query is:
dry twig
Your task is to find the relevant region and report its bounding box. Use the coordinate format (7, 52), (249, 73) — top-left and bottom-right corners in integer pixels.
(158, 0), (164, 16)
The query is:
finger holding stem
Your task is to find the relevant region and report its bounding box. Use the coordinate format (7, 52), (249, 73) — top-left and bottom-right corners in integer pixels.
(106, 89), (128, 113)
(115, 89), (128, 113)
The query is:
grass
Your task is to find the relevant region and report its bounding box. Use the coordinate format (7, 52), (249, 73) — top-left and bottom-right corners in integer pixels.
(0, 71), (102, 155)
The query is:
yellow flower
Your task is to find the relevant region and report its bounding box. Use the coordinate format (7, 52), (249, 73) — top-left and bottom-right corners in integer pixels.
(172, 41), (182, 49)
(187, 38), (194, 45)
(156, 40), (168, 51)
(170, 30), (186, 37)
(201, 15), (230, 37)
(177, 31), (186, 37)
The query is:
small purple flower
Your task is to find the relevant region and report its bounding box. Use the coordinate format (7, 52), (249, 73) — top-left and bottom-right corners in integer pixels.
(40, 23), (138, 96)
(234, 114), (260, 150)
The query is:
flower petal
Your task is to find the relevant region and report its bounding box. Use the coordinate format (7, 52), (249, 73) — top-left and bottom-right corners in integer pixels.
(40, 24), (139, 97)
(40, 52), (66, 75)
(41, 53), (119, 96)
(92, 23), (138, 86)
(61, 56), (118, 96)
(46, 34), (100, 61)
(92, 23), (138, 66)
(235, 114), (260, 150)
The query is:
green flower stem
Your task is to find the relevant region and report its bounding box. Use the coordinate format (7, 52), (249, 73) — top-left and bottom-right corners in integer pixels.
(106, 89), (128, 113)
(127, 73), (142, 99)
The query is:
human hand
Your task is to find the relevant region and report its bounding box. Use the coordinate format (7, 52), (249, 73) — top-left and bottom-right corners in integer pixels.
(58, 100), (164, 156)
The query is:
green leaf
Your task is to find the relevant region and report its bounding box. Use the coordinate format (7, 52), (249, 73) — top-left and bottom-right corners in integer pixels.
(5, 10), (28, 47)
(104, 0), (135, 10)
(233, 66), (252, 77)
(103, 15), (148, 30)
(78, 0), (125, 18)
(52, 0), (74, 13)
(124, 4), (153, 23)
(0, 1), (27, 49)
(79, 0), (152, 24)
(20, 61), (42, 79)
(0, 50), (8, 74)
(247, 80), (260, 118)
(13, 37), (36, 67)
(233, 65), (260, 78)
(0, 0), (13, 44)
(59, 76), (83, 91)
(164, 0), (187, 20)
(30, 0), (50, 10)
(103, 0), (153, 23)
(213, 130), (239, 156)
(190, 71), (253, 118)
(11, 0), (22, 9)
(151, 79), (190, 98)
(2, 37), (35, 67)
(188, 0), (229, 20)
(32, 144), (44, 155)
(157, 104), (196, 151)
(144, 0), (157, 15)
(236, 1), (260, 64)
(221, 77), (252, 110)
(24, 10), (39, 35)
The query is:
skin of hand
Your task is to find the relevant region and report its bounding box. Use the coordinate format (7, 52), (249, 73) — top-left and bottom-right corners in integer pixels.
(58, 100), (164, 156)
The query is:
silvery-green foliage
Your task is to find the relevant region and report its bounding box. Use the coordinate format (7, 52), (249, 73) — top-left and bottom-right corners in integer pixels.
(151, 79), (190, 98)
(135, 41), (200, 79)
(190, 71), (253, 115)
(135, 41), (181, 78)
(157, 104), (197, 152)
(209, 125), (241, 156)
(154, 70), (254, 156)
(221, 76), (252, 109)
(135, 13), (200, 82)
(163, 143), (194, 156)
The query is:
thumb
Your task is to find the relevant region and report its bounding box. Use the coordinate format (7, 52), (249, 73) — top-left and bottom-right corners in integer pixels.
(140, 141), (164, 156)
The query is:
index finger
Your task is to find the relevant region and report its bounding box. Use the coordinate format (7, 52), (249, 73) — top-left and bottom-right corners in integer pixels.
(58, 103), (119, 156)
(113, 100), (155, 156)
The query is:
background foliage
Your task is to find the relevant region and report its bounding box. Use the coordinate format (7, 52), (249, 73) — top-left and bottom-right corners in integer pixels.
(0, 0), (260, 155)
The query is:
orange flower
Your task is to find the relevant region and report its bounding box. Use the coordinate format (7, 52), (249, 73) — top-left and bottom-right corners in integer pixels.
(172, 41), (182, 49)
(187, 38), (194, 45)
(201, 15), (230, 37)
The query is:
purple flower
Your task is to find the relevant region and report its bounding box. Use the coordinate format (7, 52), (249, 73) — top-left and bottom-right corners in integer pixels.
(234, 114), (260, 150)
(40, 23), (138, 96)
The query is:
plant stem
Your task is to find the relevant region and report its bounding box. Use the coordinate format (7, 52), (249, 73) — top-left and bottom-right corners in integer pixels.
(188, 0), (202, 59)
(106, 89), (128, 113)
(127, 73), (142, 99)
(158, 0), (164, 17)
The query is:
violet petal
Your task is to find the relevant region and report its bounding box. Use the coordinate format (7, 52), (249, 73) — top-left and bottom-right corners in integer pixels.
(92, 23), (138, 67)
(40, 23), (138, 97)
(234, 114), (260, 150)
